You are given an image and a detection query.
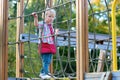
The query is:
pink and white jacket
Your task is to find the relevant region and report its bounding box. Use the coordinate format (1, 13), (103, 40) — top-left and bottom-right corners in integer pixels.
(37, 21), (56, 54)
(38, 21), (54, 44)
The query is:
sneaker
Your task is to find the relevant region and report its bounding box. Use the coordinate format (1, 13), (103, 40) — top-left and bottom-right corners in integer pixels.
(39, 73), (44, 78)
(39, 74), (51, 79)
(39, 73), (43, 77)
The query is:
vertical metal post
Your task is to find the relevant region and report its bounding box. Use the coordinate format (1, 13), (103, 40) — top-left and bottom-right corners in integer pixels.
(0, 0), (8, 80)
(76, 0), (88, 80)
(16, 0), (24, 77)
(111, 0), (118, 71)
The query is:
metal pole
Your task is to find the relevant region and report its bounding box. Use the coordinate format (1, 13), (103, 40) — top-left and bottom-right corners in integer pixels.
(111, 0), (118, 71)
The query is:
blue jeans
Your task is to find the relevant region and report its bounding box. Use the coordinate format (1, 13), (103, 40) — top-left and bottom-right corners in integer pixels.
(40, 53), (52, 74)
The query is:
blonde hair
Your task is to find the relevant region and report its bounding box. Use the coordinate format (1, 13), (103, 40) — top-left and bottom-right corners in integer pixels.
(42, 8), (56, 19)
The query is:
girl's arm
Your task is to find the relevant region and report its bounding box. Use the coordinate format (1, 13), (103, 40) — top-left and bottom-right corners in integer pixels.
(32, 12), (38, 27)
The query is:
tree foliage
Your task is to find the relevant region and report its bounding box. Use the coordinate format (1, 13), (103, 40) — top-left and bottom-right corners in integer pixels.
(89, 0), (120, 35)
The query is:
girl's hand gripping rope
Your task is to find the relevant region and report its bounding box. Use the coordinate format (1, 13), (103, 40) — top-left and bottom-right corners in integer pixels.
(32, 12), (39, 27)
(31, 12), (38, 18)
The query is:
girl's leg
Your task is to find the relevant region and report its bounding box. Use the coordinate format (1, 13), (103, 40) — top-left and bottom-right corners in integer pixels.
(41, 53), (52, 74)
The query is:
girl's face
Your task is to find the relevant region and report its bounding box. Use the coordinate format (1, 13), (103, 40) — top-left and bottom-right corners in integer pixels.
(45, 11), (55, 24)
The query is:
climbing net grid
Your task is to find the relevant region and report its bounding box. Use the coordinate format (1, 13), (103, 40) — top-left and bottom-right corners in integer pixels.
(8, 0), (120, 79)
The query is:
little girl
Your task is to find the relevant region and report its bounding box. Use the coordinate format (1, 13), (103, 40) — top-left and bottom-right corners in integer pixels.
(32, 8), (58, 79)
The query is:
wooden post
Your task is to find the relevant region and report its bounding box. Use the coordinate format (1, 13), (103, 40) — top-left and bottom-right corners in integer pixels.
(97, 50), (106, 72)
(0, 0), (8, 80)
(76, 0), (88, 80)
(16, 0), (24, 77)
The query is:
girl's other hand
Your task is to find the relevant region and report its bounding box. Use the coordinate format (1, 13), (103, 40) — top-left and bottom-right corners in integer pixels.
(31, 12), (38, 18)
(55, 29), (59, 35)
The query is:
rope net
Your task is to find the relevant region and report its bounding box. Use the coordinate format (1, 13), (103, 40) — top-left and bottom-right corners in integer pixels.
(8, 0), (120, 79)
